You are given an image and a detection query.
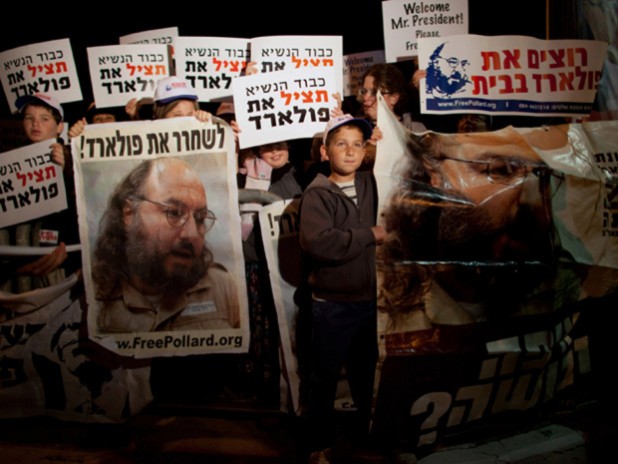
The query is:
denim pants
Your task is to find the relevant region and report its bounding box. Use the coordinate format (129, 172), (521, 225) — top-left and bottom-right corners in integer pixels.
(306, 299), (378, 450)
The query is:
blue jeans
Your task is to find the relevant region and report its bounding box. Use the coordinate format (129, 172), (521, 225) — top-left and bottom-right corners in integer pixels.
(306, 299), (378, 450)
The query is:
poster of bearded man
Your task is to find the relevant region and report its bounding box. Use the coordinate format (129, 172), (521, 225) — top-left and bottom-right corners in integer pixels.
(72, 116), (248, 358)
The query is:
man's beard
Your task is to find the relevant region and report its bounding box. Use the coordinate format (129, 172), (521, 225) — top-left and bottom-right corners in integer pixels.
(381, 186), (553, 308)
(436, 194), (551, 263)
(125, 217), (209, 298)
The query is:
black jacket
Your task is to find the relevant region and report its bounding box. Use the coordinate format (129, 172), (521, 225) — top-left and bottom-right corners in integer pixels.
(298, 171), (378, 302)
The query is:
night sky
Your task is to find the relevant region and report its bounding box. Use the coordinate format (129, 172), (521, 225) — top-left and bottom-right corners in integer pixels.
(0, 0), (549, 123)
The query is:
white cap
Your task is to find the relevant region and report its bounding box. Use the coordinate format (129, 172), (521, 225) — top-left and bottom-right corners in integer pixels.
(154, 76), (198, 104)
(15, 93), (64, 119)
(322, 114), (372, 145)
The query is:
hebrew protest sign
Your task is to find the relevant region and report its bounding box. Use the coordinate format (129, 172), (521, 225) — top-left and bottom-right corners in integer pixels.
(72, 116), (248, 358)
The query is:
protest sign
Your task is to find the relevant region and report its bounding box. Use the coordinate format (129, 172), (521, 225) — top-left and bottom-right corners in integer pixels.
(0, 39), (83, 113)
(233, 66), (338, 149)
(343, 50), (386, 98)
(258, 199), (302, 411)
(72, 116), (248, 357)
(0, 140), (67, 228)
(87, 44), (172, 109)
(175, 36), (250, 102)
(417, 35), (608, 117)
(382, 0), (468, 63)
(250, 35), (344, 96)
(119, 27), (179, 46)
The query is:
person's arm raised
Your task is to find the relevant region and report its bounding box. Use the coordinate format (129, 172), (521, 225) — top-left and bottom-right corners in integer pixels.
(68, 117), (87, 139)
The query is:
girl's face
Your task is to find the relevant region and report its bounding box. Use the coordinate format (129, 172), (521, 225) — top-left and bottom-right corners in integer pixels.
(164, 100), (197, 119)
(358, 75), (399, 122)
(258, 142), (289, 169)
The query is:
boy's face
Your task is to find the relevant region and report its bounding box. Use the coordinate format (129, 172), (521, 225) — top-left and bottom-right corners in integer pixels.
(322, 125), (366, 179)
(22, 104), (63, 143)
(92, 113), (117, 124)
(258, 142), (289, 169)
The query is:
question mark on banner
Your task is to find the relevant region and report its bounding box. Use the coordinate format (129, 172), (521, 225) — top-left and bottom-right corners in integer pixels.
(410, 392), (452, 446)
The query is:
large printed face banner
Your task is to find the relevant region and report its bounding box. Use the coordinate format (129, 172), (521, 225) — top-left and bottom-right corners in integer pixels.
(255, 97), (618, 445)
(72, 117), (249, 358)
(370, 95), (618, 454)
(374, 95), (618, 348)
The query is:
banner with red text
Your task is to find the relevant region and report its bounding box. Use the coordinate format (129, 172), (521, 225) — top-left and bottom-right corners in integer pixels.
(175, 37), (250, 102)
(233, 66), (338, 149)
(417, 35), (608, 117)
(0, 39), (83, 113)
(0, 140), (67, 228)
(87, 44), (172, 109)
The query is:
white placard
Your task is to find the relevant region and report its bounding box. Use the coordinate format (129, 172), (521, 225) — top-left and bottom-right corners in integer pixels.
(119, 27), (179, 46)
(233, 67), (339, 149)
(175, 36), (250, 102)
(343, 50), (386, 98)
(0, 139), (67, 228)
(417, 35), (608, 117)
(250, 35), (344, 96)
(382, 0), (468, 63)
(0, 39), (83, 113)
(87, 44), (171, 109)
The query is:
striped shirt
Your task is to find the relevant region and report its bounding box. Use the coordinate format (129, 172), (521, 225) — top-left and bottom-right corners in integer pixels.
(336, 180), (357, 205)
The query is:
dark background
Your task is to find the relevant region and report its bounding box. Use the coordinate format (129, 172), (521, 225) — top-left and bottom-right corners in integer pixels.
(0, 0), (561, 125)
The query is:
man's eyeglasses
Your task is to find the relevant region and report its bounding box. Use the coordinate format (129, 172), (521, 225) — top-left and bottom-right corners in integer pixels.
(438, 56), (469, 69)
(357, 88), (392, 99)
(135, 196), (217, 232)
(439, 155), (551, 186)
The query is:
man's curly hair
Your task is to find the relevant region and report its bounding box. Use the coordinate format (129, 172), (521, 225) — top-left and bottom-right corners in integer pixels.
(91, 160), (152, 300)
